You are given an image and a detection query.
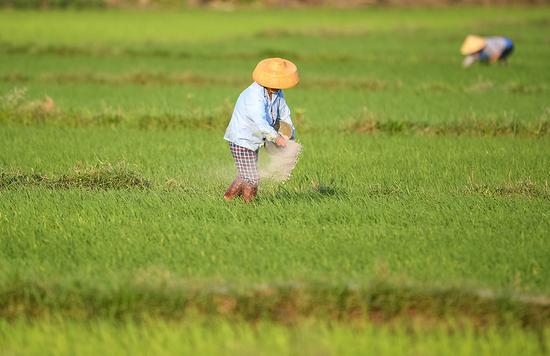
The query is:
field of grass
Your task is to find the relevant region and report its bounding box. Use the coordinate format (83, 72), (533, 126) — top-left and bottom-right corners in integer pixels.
(1, 6), (549, 355)
(2, 318), (549, 356)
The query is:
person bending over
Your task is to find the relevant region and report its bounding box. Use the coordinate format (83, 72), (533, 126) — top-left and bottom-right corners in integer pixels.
(461, 35), (514, 67)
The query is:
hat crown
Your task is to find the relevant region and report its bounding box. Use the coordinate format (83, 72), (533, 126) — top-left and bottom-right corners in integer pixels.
(270, 59), (286, 70)
(461, 35), (486, 55)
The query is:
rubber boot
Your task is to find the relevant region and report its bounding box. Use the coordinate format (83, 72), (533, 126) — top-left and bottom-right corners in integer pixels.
(223, 178), (243, 201)
(242, 183), (258, 203)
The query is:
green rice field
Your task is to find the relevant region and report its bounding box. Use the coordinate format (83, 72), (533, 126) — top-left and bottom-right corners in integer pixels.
(0, 6), (549, 355)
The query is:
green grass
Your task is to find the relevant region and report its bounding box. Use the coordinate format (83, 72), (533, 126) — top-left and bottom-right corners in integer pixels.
(1, 318), (547, 356)
(0, 6), (549, 354)
(2, 7), (547, 45)
(1, 128), (548, 292)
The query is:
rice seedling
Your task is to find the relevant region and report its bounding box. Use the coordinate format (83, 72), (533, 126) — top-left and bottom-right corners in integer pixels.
(1, 6), (549, 354)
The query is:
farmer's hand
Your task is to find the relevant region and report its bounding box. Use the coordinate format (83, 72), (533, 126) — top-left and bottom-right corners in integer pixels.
(463, 55), (475, 68)
(275, 135), (287, 148)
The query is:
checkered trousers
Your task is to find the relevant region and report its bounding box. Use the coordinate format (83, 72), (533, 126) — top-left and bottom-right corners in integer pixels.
(229, 142), (259, 186)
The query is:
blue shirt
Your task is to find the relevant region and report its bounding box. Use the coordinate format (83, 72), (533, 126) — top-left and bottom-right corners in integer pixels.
(224, 82), (295, 151)
(477, 37), (514, 62)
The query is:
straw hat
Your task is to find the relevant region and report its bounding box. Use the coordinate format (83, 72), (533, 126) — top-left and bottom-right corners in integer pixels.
(460, 35), (487, 55)
(252, 58), (299, 89)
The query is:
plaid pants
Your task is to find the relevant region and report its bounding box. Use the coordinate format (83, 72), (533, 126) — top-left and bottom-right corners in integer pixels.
(229, 142), (259, 186)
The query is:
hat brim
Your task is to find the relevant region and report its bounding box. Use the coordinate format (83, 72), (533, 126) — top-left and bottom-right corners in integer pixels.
(252, 73), (300, 89)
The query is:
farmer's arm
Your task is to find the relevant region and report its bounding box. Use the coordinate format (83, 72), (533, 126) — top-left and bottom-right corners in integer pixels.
(278, 93), (295, 139)
(246, 95), (279, 142)
(489, 53), (500, 64)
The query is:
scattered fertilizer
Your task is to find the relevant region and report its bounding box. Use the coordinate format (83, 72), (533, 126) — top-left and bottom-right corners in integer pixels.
(261, 140), (302, 182)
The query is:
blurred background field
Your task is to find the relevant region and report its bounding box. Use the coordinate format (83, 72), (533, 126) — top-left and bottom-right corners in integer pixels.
(0, 5), (549, 355)
(0, 8), (549, 128)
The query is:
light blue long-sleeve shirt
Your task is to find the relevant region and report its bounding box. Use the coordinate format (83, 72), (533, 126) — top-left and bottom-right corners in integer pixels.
(224, 82), (295, 151)
(478, 37), (513, 61)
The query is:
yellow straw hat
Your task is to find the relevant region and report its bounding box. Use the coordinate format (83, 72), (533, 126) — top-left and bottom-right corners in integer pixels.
(460, 35), (487, 55)
(252, 58), (299, 90)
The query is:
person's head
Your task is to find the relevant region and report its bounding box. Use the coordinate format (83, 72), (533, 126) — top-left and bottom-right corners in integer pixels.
(252, 58), (299, 90)
(460, 35), (487, 56)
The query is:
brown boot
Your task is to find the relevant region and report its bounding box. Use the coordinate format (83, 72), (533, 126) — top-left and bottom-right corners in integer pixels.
(242, 183), (258, 203)
(223, 178), (243, 201)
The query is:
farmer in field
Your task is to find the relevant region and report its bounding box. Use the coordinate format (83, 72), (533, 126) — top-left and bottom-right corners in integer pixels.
(461, 35), (514, 68)
(223, 58), (299, 202)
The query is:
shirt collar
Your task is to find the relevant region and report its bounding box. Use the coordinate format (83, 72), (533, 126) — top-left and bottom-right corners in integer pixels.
(263, 87), (280, 104)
